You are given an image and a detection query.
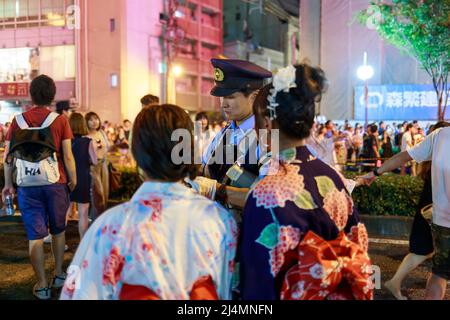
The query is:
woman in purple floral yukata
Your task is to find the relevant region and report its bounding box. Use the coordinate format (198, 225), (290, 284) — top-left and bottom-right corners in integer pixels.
(61, 105), (237, 300)
(239, 63), (373, 300)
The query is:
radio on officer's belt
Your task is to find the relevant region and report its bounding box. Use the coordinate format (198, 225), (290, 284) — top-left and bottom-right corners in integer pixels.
(225, 163), (257, 188)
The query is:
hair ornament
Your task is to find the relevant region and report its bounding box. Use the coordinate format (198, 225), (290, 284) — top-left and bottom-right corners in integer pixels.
(267, 65), (297, 120)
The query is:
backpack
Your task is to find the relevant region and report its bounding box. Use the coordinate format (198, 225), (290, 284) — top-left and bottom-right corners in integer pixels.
(8, 112), (61, 187)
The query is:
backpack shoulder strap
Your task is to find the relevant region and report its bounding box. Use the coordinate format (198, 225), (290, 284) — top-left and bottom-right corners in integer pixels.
(15, 114), (29, 130)
(39, 112), (60, 129)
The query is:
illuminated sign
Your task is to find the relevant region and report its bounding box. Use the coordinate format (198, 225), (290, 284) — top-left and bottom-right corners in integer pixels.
(355, 84), (440, 120)
(0, 83), (29, 98)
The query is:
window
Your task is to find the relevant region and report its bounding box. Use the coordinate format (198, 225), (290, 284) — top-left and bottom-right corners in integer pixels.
(110, 74), (118, 88)
(1, 0), (16, 19)
(28, 0), (40, 18)
(0, 45), (76, 83)
(17, 0), (29, 18)
(0, 0), (74, 27)
(41, 0), (65, 16)
(0, 0), (30, 19)
(110, 18), (115, 32)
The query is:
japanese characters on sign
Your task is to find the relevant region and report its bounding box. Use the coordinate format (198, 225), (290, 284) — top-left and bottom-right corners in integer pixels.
(355, 84), (439, 120)
(0, 83), (29, 98)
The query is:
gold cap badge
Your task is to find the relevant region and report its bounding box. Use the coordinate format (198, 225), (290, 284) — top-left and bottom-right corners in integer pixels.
(214, 68), (225, 82)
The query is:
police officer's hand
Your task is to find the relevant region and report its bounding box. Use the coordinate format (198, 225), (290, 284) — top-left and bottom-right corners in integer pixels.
(185, 177), (217, 200)
(359, 172), (377, 186)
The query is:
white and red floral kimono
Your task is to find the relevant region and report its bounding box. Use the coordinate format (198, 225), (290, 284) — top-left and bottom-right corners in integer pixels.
(240, 146), (373, 300)
(60, 182), (238, 300)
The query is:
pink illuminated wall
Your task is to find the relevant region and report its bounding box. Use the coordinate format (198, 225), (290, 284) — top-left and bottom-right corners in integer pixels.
(78, 0), (122, 124)
(120, 0), (164, 122)
(80, 0), (165, 123)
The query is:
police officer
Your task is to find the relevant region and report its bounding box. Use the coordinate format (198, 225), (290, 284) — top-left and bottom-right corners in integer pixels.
(194, 59), (272, 210)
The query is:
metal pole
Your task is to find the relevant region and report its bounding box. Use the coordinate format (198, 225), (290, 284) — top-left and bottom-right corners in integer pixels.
(173, 73), (176, 106)
(364, 51), (369, 129)
(246, 1), (250, 61)
(74, 0), (82, 109)
(365, 80), (369, 129)
(161, 0), (169, 104)
(84, 0), (89, 110)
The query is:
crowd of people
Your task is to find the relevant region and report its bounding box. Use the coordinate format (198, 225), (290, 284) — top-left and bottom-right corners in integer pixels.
(0, 57), (449, 301)
(306, 118), (431, 174)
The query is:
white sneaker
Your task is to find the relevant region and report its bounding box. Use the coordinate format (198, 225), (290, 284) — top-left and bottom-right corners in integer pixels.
(43, 234), (52, 244)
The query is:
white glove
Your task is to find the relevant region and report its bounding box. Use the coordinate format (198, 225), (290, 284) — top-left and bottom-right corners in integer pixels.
(185, 177), (217, 200)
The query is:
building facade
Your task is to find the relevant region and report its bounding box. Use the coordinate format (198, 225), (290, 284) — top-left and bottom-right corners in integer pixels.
(223, 0), (299, 72)
(170, 0), (222, 113)
(0, 0), (76, 123)
(0, 0), (223, 124)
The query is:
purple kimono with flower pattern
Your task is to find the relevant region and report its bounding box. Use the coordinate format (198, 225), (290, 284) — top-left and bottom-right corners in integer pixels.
(240, 146), (371, 300)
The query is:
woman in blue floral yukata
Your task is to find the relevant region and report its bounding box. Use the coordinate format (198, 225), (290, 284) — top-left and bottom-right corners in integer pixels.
(61, 105), (237, 300)
(239, 63), (374, 300)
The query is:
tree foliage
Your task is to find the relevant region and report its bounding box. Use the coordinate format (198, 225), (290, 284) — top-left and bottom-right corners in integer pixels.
(357, 0), (450, 120)
(345, 172), (424, 216)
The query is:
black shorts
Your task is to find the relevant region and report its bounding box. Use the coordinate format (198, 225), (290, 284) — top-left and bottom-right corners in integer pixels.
(431, 224), (450, 280)
(409, 211), (434, 256)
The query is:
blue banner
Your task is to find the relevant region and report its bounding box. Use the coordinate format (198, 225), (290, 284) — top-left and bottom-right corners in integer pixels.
(354, 84), (439, 120)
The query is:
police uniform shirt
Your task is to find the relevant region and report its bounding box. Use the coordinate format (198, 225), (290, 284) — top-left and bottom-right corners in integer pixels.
(202, 116), (259, 181)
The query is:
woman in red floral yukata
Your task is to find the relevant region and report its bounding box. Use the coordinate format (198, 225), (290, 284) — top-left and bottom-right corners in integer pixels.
(239, 63), (373, 300)
(61, 105), (237, 300)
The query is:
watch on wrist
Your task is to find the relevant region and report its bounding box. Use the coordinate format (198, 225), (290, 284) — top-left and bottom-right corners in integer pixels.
(216, 183), (228, 204)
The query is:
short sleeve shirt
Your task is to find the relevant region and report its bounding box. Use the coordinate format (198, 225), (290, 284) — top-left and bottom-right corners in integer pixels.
(407, 127), (450, 228)
(363, 135), (378, 159)
(401, 131), (413, 152)
(6, 107), (74, 184)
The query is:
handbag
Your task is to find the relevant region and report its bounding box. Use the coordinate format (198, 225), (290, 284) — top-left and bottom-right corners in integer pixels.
(108, 162), (121, 194)
(420, 204), (433, 222)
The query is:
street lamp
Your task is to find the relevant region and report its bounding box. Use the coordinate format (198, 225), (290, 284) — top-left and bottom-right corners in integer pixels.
(357, 52), (374, 129)
(172, 65), (183, 77)
(168, 65), (184, 105)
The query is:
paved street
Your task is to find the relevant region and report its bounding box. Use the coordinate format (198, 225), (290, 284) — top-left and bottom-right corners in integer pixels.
(370, 240), (450, 300)
(0, 215), (449, 300)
